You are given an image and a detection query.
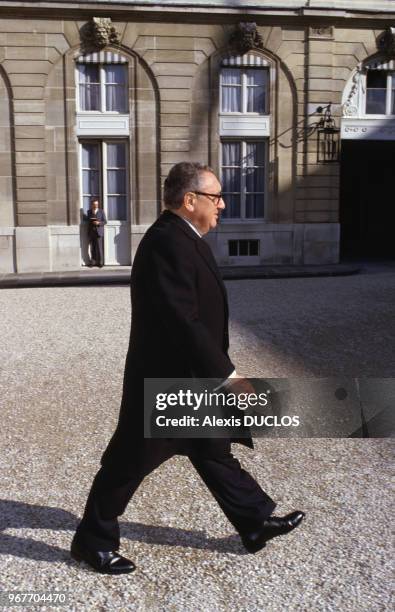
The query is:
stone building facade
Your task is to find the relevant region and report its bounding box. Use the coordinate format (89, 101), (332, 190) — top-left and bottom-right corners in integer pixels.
(0, 0), (394, 273)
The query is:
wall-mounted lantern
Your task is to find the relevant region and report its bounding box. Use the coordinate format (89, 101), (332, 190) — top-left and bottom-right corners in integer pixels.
(316, 103), (340, 163)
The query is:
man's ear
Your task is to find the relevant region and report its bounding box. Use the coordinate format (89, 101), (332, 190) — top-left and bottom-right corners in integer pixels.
(184, 192), (195, 212)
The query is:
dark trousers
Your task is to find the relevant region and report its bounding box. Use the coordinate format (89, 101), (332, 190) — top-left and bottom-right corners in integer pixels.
(74, 445), (276, 551)
(89, 232), (104, 266)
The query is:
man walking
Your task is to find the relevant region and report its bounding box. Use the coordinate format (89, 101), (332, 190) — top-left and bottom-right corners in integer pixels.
(71, 162), (304, 574)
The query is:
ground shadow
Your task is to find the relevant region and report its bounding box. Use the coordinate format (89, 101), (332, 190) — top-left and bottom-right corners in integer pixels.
(0, 499), (246, 564)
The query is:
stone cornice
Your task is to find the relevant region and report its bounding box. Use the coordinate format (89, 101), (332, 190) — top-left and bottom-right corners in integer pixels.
(0, 0), (393, 22)
(0, 0), (393, 11)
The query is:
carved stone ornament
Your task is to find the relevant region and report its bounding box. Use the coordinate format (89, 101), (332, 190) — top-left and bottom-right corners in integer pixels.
(377, 27), (395, 58)
(309, 26), (334, 39)
(229, 22), (264, 55)
(80, 17), (120, 52)
(342, 64), (364, 117)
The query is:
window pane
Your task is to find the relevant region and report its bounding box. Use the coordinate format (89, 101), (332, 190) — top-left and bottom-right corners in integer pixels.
(81, 143), (100, 212)
(392, 75), (395, 114)
(246, 69), (266, 87)
(83, 169), (100, 194)
(78, 65), (100, 111)
(246, 167), (264, 192)
(366, 89), (386, 114)
(221, 69), (242, 112)
(245, 194), (264, 218)
(78, 64), (100, 84)
(239, 241), (248, 256)
(246, 69), (267, 113)
(83, 196), (93, 212)
(247, 86), (266, 113)
(106, 85), (127, 112)
(222, 168), (240, 192)
(367, 71), (386, 88)
(106, 143), (127, 218)
(245, 142), (265, 217)
(222, 142), (241, 166)
(222, 142), (242, 218)
(107, 142), (126, 167)
(107, 196), (127, 221)
(245, 142), (265, 166)
(82, 143), (99, 168)
(249, 240), (259, 256)
(221, 68), (241, 85)
(221, 86), (241, 112)
(104, 64), (127, 84)
(82, 170), (90, 192)
(107, 169), (126, 194)
(366, 71), (387, 114)
(229, 240), (238, 256)
(222, 193), (241, 218)
(79, 84), (100, 111)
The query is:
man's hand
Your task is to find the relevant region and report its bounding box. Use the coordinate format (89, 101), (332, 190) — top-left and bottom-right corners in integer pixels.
(225, 376), (256, 397)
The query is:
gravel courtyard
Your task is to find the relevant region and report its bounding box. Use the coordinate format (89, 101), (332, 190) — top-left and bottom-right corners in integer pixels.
(0, 267), (394, 611)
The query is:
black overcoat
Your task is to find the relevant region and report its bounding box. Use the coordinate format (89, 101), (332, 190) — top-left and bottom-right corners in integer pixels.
(101, 210), (252, 471)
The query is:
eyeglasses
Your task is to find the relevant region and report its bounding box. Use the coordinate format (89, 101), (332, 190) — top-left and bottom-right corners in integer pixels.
(192, 191), (224, 206)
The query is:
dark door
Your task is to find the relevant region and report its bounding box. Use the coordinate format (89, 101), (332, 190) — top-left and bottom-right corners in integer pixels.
(340, 140), (395, 259)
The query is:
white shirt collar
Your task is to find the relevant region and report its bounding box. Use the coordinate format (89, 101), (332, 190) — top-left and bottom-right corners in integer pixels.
(179, 215), (202, 238)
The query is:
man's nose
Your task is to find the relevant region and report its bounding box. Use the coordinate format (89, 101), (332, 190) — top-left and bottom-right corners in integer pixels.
(218, 197), (225, 209)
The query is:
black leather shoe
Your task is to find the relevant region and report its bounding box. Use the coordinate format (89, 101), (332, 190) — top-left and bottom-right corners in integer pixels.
(241, 511), (305, 553)
(71, 538), (136, 574)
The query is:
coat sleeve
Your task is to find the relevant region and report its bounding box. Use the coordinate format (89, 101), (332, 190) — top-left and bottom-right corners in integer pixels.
(147, 237), (235, 379)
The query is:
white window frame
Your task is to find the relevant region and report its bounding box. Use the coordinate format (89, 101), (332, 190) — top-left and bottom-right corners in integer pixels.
(220, 139), (268, 222)
(219, 67), (270, 116)
(76, 63), (128, 114)
(79, 139), (129, 223)
(363, 71), (395, 118)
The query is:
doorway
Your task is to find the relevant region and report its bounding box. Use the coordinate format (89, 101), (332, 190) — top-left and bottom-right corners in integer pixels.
(80, 140), (131, 266)
(340, 140), (395, 259)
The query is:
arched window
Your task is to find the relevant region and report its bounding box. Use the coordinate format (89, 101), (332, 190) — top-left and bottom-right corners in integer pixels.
(75, 51), (131, 265)
(76, 51), (128, 113)
(220, 55), (270, 115)
(343, 57), (395, 119)
(219, 54), (270, 221)
(365, 59), (395, 116)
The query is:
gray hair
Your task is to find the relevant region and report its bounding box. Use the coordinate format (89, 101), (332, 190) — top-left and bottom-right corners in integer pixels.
(163, 162), (214, 209)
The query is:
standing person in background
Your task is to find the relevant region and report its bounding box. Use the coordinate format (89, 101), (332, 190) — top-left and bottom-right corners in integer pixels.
(86, 199), (107, 268)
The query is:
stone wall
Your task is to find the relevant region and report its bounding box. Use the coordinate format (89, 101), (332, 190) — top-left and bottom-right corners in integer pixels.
(0, 14), (388, 271)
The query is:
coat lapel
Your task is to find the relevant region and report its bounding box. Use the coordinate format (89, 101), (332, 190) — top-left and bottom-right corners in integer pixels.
(195, 238), (228, 300)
